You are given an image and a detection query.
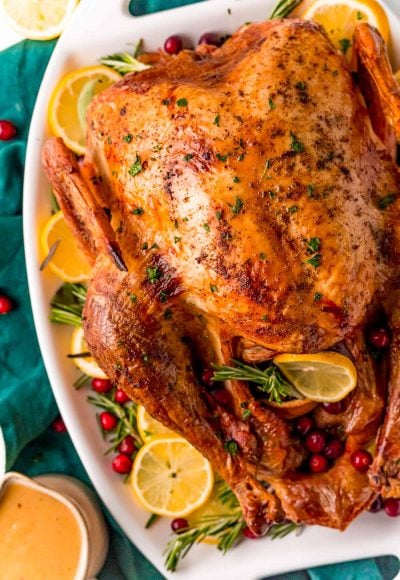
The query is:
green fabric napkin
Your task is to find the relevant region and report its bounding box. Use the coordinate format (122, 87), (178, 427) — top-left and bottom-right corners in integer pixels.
(0, 3), (398, 579)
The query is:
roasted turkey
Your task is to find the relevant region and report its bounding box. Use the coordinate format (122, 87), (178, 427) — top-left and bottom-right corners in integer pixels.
(42, 18), (400, 535)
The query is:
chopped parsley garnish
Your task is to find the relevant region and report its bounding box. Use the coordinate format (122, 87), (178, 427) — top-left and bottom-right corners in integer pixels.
(142, 242), (148, 250)
(216, 153), (229, 162)
(203, 223), (210, 233)
(123, 133), (133, 143)
(306, 254), (321, 268)
(378, 194), (396, 210)
(159, 291), (168, 303)
(162, 98), (170, 105)
(142, 353), (149, 363)
(269, 190), (276, 199)
(216, 210), (223, 221)
(146, 266), (162, 284)
(183, 153), (194, 161)
(288, 205), (298, 214)
(261, 314), (269, 321)
(128, 155), (143, 177)
(259, 252), (267, 260)
(332, 70), (339, 77)
(131, 207), (144, 215)
(174, 236), (181, 243)
(229, 196), (244, 215)
(233, 176), (240, 183)
(269, 97), (276, 110)
(150, 243), (159, 250)
(307, 184), (315, 197)
(339, 38), (351, 55)
(224, 440), (238, 455)
(357, 11), (363, 20)
(290, 132), (305, 153)
(129, 294), (137, 303)
(314, 292), (323, 302)
(214, 114), (220, 126)
(177, 98), (188, 107)
(242, 409), (252, 421)
(210, 284), (218, 293)
(295, 81), (307, 90)
(306, 237), (321, 253)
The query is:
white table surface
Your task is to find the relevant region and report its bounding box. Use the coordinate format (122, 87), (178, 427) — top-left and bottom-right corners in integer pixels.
(0, 0), (399, 52)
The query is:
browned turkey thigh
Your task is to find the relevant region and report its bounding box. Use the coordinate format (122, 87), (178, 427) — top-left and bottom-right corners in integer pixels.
(42, 19), (400, 532)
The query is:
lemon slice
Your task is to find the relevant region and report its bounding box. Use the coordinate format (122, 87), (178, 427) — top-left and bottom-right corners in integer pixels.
(136, 405), (177, 442)
(48, 65), (121, 155)
(40, 210), (91, 282)
(303, 0), (390, 61)
(70, 326), (108, 379)
(1, 0), (78, 41)
(131, 436), (214, 518)
(273, 352), (357, 403)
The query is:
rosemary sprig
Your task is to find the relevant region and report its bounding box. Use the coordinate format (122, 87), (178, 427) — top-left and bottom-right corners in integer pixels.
(87, 391), (143, 453)
(212, 360), (303, 404)
(50, 283), (87, 327)
(267, 521), (303, 539)
(270, 0), (303, 19)
(164, 511), (245, 572)
(100, 40), (150, 75)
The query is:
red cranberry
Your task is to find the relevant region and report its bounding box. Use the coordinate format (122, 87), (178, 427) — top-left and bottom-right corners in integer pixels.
(164, 35), (183, 55)
(384, 498), (400, 517)
(115, 389), (130, 404)
(202, 368), (214, 387)
(0, 295), (13, 315)
(324, 439), (343, 460)
(295, 415), (314, 437)
(198, 32), (222, 47)
(171, 518), (189, 533)
(368, 496), (384, 513)
(309, 453), (328, 473)
(305, 431), (327, 453)
(368, 328), (390, 349)
(0, 120), (17, 140)
(212, 389), (231, 406)
(52, 416), (67, 432)
(118, 435), (136, 456)
(112, 454), (132, 474)
(100, 411), (118, 431)
(350, 449), (373, 473)
(322, 401), (343, 415)
(243, 526), (259, 539)
(91, 378), (112, 393)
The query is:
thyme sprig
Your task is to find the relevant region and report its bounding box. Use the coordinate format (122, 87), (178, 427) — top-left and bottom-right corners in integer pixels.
(270, 0), (303, 19)
(50, 283), (87, 327)
(212, 360), (303, 404)
(87, 391), (143, 453)
(100, 40), (150, 75)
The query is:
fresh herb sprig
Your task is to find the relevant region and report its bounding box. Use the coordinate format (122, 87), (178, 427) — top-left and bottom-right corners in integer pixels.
(87, 391), (143, 453)
(100, 40), (150, 75)
(212, 360), (303, 404)
(267, 521), (303, 539)
(50, 283), (87, 327)
(270, 0), (303, 19)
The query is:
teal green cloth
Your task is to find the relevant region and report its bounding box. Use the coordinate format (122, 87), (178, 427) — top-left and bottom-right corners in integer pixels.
(0, 3), (398, 579)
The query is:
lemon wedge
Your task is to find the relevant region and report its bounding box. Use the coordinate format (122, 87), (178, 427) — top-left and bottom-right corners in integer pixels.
(48, 65), (120, 155)
(273, 351), (357, 403)
(136, 406), (177, 442)
(131, 436), (214, 518)
(302, 0), (390, 61)
(70, 327), (108, 379)
(1, 0), (79, 41)
(40, 210), (91, 283)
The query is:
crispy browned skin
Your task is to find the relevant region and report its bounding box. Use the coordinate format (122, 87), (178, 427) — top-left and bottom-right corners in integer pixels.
(42, 20), (400, 532)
